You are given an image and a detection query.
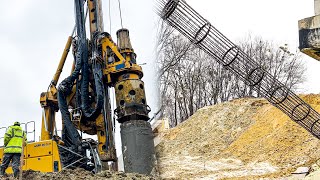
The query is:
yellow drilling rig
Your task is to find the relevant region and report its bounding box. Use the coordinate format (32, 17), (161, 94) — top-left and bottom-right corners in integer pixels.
(0, 0), (155, 175)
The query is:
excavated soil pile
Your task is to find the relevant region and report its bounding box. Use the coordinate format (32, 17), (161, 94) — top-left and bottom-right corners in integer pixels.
(1, 169), (155, 180)
(156, 94), (320, 179)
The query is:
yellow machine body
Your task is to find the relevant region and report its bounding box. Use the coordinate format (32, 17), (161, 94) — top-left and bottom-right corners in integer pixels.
(0, 140), (62, 174)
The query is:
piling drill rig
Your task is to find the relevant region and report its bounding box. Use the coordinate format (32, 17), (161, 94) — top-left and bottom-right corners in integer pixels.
(0, 0), (155, 175)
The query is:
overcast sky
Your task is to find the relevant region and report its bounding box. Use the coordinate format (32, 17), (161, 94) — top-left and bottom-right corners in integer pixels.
(0, 0), (319, 154)
(187, 0), (320, 93)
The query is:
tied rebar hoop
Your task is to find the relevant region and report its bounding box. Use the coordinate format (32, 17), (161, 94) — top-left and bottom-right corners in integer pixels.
(156, 0), (320, 139)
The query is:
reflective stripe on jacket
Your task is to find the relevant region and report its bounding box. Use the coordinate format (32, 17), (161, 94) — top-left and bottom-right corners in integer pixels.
(4, 125), (27, 153)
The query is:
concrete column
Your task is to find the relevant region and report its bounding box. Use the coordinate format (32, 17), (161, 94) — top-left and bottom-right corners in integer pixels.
(315, 0), (320, 15)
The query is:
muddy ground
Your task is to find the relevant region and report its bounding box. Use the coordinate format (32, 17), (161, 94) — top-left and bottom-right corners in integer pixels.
(2, 95), (320, 179)
(0, 169), (156, 180)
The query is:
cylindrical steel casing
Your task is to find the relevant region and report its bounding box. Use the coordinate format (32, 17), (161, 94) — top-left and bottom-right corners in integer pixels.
(120, 120), (156, 174)
(115, 79), (149, 122)
(116, 29), (133, 51)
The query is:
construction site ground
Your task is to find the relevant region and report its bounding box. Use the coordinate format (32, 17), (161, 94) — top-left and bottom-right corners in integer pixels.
(2, 95), (320, 179)
(155, 94), (320, 179)
(0, 169), (156, 180)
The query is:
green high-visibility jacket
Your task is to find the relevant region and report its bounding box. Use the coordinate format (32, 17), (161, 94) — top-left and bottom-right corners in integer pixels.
(4, 125), (27, 154)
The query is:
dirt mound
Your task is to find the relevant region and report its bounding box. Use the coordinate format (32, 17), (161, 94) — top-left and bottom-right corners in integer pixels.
(156, 94), (320, 179)
(157, 98), (264, 159)
(1, 169), (155, 180)
(222, 94), (320, 178)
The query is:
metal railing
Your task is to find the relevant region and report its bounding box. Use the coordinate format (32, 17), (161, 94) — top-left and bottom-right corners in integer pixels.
(0, 121), (36, 147)
(0, 127), (7, 148)
(25, 121), (36, 143)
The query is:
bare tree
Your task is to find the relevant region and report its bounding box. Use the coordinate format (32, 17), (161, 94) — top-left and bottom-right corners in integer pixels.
(236, 35), (306, 97)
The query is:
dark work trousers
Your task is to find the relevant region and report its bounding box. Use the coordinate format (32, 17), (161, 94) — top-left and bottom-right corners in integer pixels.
(1, 153), (21, 174)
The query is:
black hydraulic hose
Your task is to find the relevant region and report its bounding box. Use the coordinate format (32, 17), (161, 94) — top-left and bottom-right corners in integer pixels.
(58, 88), (82, 147)
(56, 0), (87, 147)
(74, 0), (91, 116)
(58, 0), (105, 149)
(80, 45), (90, 116)
(83, 60), (104, 119)
(81, 33), (105, 120)
(73, 0), (104, 120)
(57, 39), (83, 147)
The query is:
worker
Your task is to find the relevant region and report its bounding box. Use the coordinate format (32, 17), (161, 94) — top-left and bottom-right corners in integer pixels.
(0, 122), (27, 178)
